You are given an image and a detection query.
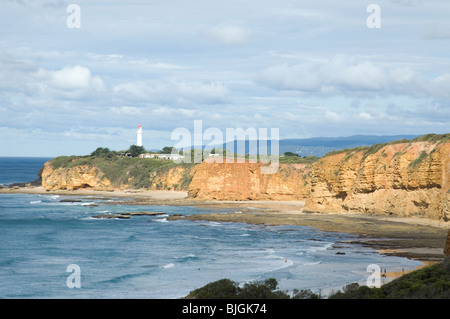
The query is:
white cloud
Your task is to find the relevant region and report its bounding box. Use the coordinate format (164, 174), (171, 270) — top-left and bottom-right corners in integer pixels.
(33, 65), (105, 98)
(113, 79), (229, 105)
(206, 25), (250, 45)
(257, 54), (450, 99)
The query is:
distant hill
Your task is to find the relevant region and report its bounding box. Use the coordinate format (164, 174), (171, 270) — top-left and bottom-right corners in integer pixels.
(278, 135), (420, 157)
(213, 134), (420, 157)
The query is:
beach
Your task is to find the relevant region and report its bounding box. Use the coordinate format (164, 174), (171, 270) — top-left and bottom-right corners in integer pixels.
(2, 186), (449, 283)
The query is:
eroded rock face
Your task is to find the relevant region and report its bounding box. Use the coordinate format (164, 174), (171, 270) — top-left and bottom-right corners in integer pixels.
(188, 140), (450, 220)
(40, 160), (194, 192)
(306, 141), (450, 220)
(185, 159), (307, 201)
(39, 137), (450, 221)
(41, 162), (113, 191)
(188, 160), (311, 201)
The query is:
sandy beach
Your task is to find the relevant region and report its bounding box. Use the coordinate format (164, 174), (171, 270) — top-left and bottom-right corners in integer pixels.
(2, 185), (449, 282)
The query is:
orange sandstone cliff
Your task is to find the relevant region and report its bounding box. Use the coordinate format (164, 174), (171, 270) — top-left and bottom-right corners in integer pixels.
(39, 135), (450, 221)
(306, 139), (450, 220)
(187, 160), (311, 200)
(187, 137), (450, 220)
(41, 162), (113, 191)
(41, 160), (194, 191)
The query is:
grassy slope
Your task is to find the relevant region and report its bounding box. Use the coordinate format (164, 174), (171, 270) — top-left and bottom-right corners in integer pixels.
(48, 155), (195, 189)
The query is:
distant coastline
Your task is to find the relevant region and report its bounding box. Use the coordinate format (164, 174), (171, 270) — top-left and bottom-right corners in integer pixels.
(1, 185), (448, 267)
(2, 134), (450, 277)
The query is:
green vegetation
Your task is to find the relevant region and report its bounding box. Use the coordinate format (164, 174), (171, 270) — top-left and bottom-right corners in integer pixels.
(127, 145), (145, 157)
(185, 278), (319, 299)
(49, 145), (195, 190)
(90, 147), (116, 157)
(324, 133), (450, 163)
(330, 258), (450, 299)
(283, 151), (298, 157)
(412, 133), (450, 144)
(409, 150), (428, 169)
(279, 155), (318, 164)
(187, 258), (450, 299)
(50, 155), (182, 189)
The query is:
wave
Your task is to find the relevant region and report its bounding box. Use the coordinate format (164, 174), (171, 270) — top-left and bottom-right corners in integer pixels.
(100, 272), (149, 284)
(81, 202), (96, 206)
(29, 200), (42, 204)
(38, 194), (59, 200)
(175, 254), (199, 262)
(161, 263), (174, 269)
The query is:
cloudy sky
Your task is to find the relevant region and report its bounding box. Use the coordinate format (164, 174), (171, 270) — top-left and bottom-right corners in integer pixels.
(1, 0), (449, 156)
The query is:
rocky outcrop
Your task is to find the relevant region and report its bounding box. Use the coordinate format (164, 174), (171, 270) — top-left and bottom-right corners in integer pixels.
(306, 139), (450, 220)
(40, 160), (194, 191)
(38, 134), (450, 221)
(41, 162), (113, 191)
(187, 136), (450, 220)
(188, 159), (311, 200)
(149, 165), (194, 191)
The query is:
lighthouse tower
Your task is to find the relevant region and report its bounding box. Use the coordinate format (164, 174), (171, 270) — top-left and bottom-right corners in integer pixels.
(137, 125), (143, 147)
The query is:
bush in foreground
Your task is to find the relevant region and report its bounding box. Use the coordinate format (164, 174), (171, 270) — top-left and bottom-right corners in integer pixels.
(186, 258), (450, 299)
(329, 258), (450, 299)
(185, 278), (319, 299)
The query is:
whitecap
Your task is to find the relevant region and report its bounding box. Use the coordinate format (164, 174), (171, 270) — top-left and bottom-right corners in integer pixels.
(161, 263), (174, 269)
(155, 218), (168, 223)
(29, 200), (42, 204)
(81, 202), (96, 206)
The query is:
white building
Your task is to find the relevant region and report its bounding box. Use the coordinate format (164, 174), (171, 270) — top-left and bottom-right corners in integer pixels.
(138, 153), (185, 161)
(156, 154), (184, 160)
(137, 124), (143, 147)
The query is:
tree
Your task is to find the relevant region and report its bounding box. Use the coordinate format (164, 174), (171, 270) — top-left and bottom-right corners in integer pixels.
(161, 146), (177, 154)
(91, 147), (110, 156)
(127, 145), (145, 157)
(283, 151), (298, 157)
(90, 147), (116, 158)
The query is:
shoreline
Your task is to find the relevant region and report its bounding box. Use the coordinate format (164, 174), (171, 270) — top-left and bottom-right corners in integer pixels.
(2, 185), (449, 282)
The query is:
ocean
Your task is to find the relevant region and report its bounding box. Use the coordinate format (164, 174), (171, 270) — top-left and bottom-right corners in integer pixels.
(0, 157), (422, 298)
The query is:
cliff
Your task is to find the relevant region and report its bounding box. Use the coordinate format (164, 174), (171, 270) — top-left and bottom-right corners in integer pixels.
(306, 136), (450, 220)
(41, 157), (195, 191)
(188, 159), (311, 200)
(38, 134), (450, 221)
(41, 162), (112, 190)
(187, 135), (450, 221)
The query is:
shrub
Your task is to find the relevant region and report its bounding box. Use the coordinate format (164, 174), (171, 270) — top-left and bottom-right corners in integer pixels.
(186, 278), (291, 299)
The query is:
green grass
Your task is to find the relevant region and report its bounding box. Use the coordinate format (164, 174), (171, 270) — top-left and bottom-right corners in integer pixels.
(324, 134), (450, 162)
(412, 133), (450, 144)
(409, 150), (428, 169)
(279, 155), (319, 164)
(48, 155), (195, 189)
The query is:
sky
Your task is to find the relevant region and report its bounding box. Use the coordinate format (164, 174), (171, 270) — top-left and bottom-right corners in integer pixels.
(0, 0), (449, 157)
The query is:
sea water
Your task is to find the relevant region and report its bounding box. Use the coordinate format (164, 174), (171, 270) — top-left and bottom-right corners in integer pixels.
(0, 157), (422, 298)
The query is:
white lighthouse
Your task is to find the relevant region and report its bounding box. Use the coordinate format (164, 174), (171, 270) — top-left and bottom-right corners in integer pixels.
(137, 124), (143, 147)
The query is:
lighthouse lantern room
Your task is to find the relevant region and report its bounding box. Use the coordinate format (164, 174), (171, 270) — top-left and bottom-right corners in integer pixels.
(137, 125), (143, 147)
